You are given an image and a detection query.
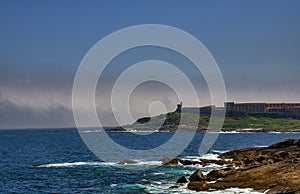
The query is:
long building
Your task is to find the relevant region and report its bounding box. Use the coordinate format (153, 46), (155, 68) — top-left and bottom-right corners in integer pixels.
(224, 102), (300, 114)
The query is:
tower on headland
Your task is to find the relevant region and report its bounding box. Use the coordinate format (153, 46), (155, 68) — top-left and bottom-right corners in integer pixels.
(175, 101), (183, 113)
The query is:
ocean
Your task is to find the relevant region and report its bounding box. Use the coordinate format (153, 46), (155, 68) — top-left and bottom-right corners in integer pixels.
(1, 128), (300, 193)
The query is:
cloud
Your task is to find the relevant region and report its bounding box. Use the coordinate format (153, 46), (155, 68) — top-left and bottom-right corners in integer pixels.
(0, 94), (74, 129)
(0, 65), (75, 129)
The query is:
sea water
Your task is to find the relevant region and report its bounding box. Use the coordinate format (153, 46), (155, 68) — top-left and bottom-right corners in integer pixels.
(1, 128), (300, 193)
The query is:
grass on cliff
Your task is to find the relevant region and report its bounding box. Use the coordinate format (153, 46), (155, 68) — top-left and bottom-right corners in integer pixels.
(128, 112), (300, 131)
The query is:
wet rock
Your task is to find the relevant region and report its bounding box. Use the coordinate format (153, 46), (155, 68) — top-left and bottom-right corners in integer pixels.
(266, 185), (295, 194)
(187, 181), (210, 191)
(169, 183), (184, 189)
(210, 182), (226, 190)
(162, 158), (180, 165)
(106, 127), (127, 132)
(180, 159), (198, 165)
(117, 160), (138, 165)
(176, 176), (188, 183)
(206, 169), (226, 181)
(189, 169), (206, 182)
(162, 157), (202, 166)
(268, 139), (299, 149)
(200, 159), (230, 166)
(184, 139), (300, 193)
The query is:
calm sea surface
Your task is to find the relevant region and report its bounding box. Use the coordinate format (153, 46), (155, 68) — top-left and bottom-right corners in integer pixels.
(1, 128), (300, 193)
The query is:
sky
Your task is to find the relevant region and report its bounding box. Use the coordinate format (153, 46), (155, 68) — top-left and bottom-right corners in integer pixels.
(0, 0), (300, 129)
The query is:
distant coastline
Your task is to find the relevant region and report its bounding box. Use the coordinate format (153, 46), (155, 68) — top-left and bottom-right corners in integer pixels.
(108, 102), (300, 133)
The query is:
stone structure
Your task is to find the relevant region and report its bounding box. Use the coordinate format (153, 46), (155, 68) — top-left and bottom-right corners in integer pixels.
(225, 101), (300, 116)
(175, 102), (183, 113)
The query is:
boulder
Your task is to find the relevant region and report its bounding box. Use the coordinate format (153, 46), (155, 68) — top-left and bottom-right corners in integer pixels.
(189, 169), (206, 182)
(169, 183), (184, 189)
(185, 139), (300, 193)
(272, 151), (289, 162)
(200, 159), (230, 166)
(206, 169), (226, 181)
(162, 158), (202, 166)
(210, 182), (226, 190)
(268, 139), (299, 149)
(256, 154), (269, 163)
(187, 181), (210, 191)
(180, 160), (196, 165)
(176, 176), (188, 183)
(162, 158), (181, 165)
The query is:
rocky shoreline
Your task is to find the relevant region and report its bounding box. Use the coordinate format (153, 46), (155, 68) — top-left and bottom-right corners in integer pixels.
(106, 126), (300, 133)
(166, 139), (300, 193)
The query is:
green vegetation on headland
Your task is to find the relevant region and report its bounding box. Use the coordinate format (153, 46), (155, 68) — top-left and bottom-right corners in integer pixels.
(110, 110), (300, 132)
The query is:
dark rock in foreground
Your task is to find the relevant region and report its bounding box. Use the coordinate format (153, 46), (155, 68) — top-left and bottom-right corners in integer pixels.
(206, 169), (226, 181)
(176, 176), (188, 183)
(189, 169), (206, 182)
(177, 139), (300, 193)
(187, 181), (210, 191)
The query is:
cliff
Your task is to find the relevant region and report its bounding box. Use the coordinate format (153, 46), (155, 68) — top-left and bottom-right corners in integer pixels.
(108, 110), (300, 132)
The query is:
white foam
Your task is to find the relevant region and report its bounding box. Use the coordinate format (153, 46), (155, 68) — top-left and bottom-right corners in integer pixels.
(137, 160), (162, 166)
(200, 153), (220, 160)
(37, 160), (163, 168)
(150, 172), (165, 176)
(184, 153), (221, 161)
(145, 182), (263, 194)
(37, 162), (103, 168)
(81, 130), (104, 133)
(220, 131), (240, 133)
(254, 145), (267, 148)
(211, 149), (229, 154)
(110, 184), (117, 188)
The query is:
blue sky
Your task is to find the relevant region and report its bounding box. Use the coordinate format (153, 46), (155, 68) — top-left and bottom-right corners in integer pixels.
(1, 0), (300, 128)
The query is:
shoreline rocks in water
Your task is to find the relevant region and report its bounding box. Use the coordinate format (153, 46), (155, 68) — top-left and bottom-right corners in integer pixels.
(173, 139), (300, 193)
(161, 157), (232, 167)
(106, 126), (300, 133)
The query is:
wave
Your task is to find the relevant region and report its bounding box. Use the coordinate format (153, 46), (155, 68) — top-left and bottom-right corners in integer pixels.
(36, 162), (104, 168)
(183, 153), (221, 161)
(80, 129), (104, 133)
(211, 149), (230, 154)
(254, 145), (267, 148)
(200, 153), (220, 160)
(219, 131), (241, 133)
(36, 160), (162, 168)
(145, 182), (263, 194)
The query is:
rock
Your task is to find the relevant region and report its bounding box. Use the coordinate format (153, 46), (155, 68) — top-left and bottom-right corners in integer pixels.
(268, 139), (299, 149)
(180, 160), (195, 165)
(162, 157), (202, 166)
(176, 176), (188, 183)
(266, 185), (295, 194)
(220, 139), (300, 167)
(117, 160), (138, 165)
(206, 169), (226, 181)
(187, 181), (210, 191)
(186, 139), (300, 193)
(169, 183), (184, 189)
(210, 182), (226, 190)
(162, 158), (180, 165)
(189, 169), (206, 182)
(273, 151), (288, 163)
(256, 154), (269, 163)
(200, 159), (230, 166)
(106, 127), (127, 132)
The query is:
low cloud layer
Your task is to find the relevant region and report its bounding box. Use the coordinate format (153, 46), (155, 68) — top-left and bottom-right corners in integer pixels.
(1, 61), (300, 129)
